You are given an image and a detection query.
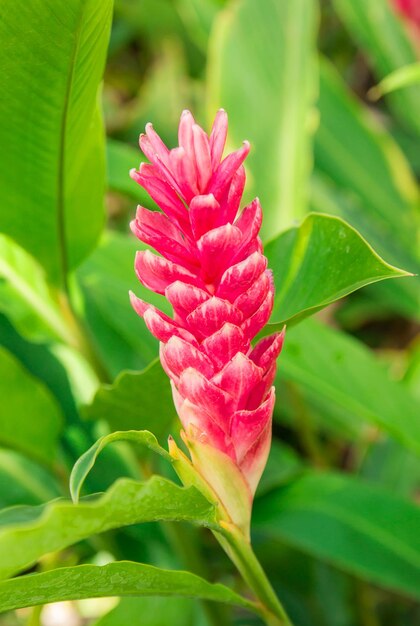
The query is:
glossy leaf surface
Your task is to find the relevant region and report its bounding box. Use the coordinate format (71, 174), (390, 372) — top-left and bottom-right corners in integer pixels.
(0, 0), (112, 284)
(0, 561), (255, 613)
(0, 477), (216, 580)
(265, 214), (408, 329)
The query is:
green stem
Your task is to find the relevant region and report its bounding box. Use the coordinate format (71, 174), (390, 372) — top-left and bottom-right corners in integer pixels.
(215, 524), (293, 626)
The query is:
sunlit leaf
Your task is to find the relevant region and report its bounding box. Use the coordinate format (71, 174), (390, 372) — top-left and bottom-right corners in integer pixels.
(265, 213), (409, 329)
(0, 235), (73, 344)
(0, 477), (216, 580)
(0, 0), (112, 284)
(310, 174), (420, 319)
(369, 62), (420, 100)
(208, 0), (318, 236)
(70, 430), (171, 502)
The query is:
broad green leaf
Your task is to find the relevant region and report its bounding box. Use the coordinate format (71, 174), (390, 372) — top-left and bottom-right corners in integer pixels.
(83, 360), (175, 438)
(0, 477), (216, 580)
(70, 430), (171, 502)
(0, 0), (112, 284)
(360, 439), (420, 500)
(313, 61), (420, 319)
(264, 213), (409, 329)
(316, 60), (419, 248)
(310, 174), (420, 319)
(369, 62), (420, 100)
(332, 0), (420, 136)
(0, 313), (97, 428)
(175, 0), (220, 53)
(0, 561), (256, 613)
(93, 597), (196, 626)
(0, 235), (74, 344)
(0, 449), (61, 508)
(76, 231), (166, 376)
(276, 319), (420, 455)
(208, 0), (318, 237)
(256, 441), (303, 498)
(253, 472), (420, 599)
(0, 347), (63, 465)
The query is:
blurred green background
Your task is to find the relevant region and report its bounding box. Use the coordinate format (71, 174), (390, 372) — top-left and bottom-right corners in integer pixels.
(0, 0), (419, 625)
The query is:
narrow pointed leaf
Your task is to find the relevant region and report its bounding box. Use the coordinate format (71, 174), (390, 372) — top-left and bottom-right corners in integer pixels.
(265, 213), (409, 329)
(70, 430), (171, 502)
(0, 561), (257, 614)
(332, 0), (420, 136)
(254, 472), (420, 599)
(0, 477), (216, 580)
(369, 62), (420, 100)
(310, 174), (420, 319)
(0, 0), (112, 284)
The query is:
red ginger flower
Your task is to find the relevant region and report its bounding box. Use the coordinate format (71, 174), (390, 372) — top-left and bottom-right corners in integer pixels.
(393, 0), (420, 29)
(130, 110), (284, 528)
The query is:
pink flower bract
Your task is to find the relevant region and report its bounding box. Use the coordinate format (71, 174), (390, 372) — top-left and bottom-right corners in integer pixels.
(130, 110), (284, 502)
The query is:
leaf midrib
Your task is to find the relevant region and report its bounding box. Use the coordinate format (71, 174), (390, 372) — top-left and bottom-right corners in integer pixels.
(57, 2), (87, 290)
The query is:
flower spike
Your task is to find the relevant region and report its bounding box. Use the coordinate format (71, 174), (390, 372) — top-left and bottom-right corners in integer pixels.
(130, 110), (285, 533)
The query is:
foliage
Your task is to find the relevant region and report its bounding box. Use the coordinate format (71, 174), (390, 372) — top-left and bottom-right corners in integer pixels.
(0, 0), (419, 625)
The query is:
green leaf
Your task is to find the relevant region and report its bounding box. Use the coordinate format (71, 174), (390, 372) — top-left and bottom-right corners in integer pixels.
(253, 472), (420, 599)
(256, 441), (303, 498)
(0, 449), (61, 508)
(76, 231), (166, 376)
(369, 62), (420, 100)
(0, 0), (112, 285)
(0, 347), (63, 465)
(0, 235), (74, 344)
(208, 0), (318, 237)
(92, 597), (196, 626)
(277, 319), (420, 455)
(264, 213), (409, 329)
(0, 561), (256, 613)
(310, 174), (420, 319)
(0, 477), (216, 580)
(313, 61), (420, 318)
(70, 430), (171, 502)
(332, 0), (420, 136)
(83, 360), (175, 438)
(315, 60), (419, 254)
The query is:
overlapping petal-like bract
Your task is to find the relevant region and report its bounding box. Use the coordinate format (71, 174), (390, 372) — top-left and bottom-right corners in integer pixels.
(130, 110), (284, 509)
